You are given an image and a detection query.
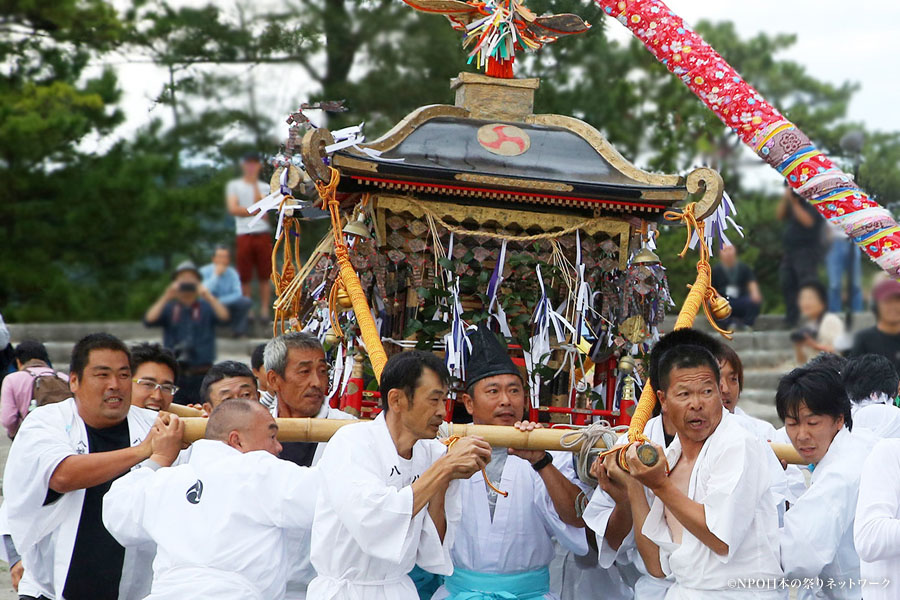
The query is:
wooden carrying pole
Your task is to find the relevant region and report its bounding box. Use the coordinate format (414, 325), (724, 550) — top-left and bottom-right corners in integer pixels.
(179, 418), (806, 464)
(167, 404), (203, 418)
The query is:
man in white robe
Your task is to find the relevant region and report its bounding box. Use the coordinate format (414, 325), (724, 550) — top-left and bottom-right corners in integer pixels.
(103, 398), (318, 599)
(616, 343), (784, 599)
(841, 354), (900, 439)
(718, 344), (778, 441)
(430, 326), (588, 600)
(854, 438), (900, 600)
(776, 365), (876, 600)
(263, 332), (356, 599)
(308, 350), (491, 600)
(585, 414), (673, 600)
(2, 333), (184, 600)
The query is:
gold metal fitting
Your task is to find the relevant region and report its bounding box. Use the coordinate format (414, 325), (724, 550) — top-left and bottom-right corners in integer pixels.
(617, 354), (636, 374)
(710, 293), (733, 320)
(342, 215), (369, 239)
(631, 246), (661, 265)
(336, 288), (354, 311)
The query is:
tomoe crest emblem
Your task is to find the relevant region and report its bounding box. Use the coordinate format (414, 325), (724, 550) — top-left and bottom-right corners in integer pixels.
(186, 480), (203, 504)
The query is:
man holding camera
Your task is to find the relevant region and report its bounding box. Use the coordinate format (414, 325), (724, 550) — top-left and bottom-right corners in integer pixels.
(145, 261), (229, 405)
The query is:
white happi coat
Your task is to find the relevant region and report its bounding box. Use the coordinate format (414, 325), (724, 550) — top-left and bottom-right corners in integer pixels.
(851, 399), (900, 439)
(280, 401), (356, 600)
(854, 438), (900, 600)
(431, 451), (588, 600)
(773, 426), (810, 504)
(102, 439), (319, 600)
(642, 411), (784, 599)
(583, 415), (673, 600)
(2, 398), (158, 599)
(733, 406), (777, 441)
(781, 428), (875, 600)
(732, 409), (789, 523)
(308, 413), (460, 600)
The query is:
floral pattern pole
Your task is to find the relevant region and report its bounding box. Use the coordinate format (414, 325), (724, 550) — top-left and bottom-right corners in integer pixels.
(596, 0), (900, 277)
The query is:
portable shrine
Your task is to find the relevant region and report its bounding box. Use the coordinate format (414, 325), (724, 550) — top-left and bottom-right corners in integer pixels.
(265, 63), (725, 429)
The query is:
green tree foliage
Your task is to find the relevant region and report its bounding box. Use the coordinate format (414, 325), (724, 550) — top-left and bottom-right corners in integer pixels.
(2, 0), (895, 321)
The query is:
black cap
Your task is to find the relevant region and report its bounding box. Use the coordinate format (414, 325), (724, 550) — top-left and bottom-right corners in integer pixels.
(240, 152), (261, 163)
(465, 325), (521, 390)
(172, 260), (201, 280)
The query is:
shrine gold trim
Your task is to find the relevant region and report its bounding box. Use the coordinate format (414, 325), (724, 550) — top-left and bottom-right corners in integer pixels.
(373, 194), (631, 269)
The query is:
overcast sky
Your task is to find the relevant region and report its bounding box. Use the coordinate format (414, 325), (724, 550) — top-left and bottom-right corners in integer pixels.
(95, 0), (900, 180)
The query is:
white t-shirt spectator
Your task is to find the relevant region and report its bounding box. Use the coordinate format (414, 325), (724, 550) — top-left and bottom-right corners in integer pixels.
(817, 312), (846, 350)
(227, 179), (271, 235)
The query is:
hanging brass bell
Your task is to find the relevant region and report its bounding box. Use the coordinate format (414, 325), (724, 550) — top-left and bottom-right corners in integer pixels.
(618, 354), (636, 374)
(324, 330), (340, 346)
(631, 246), (661, 265)
(336, 288), (354, 311)
(710, 293), (733, 320)
(342, 215), (369, 239)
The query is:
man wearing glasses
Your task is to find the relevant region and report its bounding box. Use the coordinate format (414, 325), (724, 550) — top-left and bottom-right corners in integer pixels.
(130, 343), (179, 412)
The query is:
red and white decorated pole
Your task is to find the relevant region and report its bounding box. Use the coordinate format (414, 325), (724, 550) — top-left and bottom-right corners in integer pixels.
(596, 0), (900, 278)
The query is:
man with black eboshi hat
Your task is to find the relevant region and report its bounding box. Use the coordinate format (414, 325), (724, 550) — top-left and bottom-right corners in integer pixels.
(431, 325), (588, 600)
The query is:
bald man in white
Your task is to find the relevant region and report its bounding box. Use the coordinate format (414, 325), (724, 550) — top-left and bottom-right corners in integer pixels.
(103, 399), (318, 600)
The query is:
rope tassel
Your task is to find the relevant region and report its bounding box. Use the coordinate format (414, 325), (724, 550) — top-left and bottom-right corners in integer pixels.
(316, 168), (389, 382)
(627, 202), (728, 444)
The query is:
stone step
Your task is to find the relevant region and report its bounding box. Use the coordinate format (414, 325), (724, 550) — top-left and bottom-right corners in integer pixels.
(42, 338), (270, 370)
(736, 397), (781, 427)
(731, 349), (795, 369)
(724, 331), (792, 352)
(740, 388), (777, 406)
(6, 322), (152, 343)
(662, 311), (874, 333)
(742, 368), (790, 392)
(6, 322), (276, 345)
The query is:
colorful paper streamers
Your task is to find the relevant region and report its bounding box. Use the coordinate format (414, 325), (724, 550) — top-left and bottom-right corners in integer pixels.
(526, 265), (576, 409)
(691, 191), (744, 252)
(400, 0), (589, 78)
(597, 0), (900, 277)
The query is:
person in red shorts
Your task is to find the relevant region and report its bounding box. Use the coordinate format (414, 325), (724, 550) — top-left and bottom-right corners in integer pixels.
(226, 153), (273, 323)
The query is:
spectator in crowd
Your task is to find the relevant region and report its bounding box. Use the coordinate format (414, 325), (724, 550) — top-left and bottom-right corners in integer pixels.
(198, 360), (259, 415)
(711, 244), (762, 329)
(130, 343), (179, 412)
(791, 281), (845, 365)
(850, 278), (900, 374)
(826, 230), (863, 314)
(144, 260), (229, 405)
(777, 186), (824, 328)
(200, 245), (253, 337)
(0, 340), (68, 438)
(841, 354), (900, 438)
(226, 153), (273, 323)
(251, 342), (276, 414)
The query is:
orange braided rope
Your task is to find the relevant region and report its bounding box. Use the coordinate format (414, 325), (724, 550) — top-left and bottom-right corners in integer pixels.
(625, 203), (730, 443)
(316, 167), (389, 382)
(444, 436), (508, 497)
(271, 198), (303, 335)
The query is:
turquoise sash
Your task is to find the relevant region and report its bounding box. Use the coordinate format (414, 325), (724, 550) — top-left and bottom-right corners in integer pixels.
(409, 565), (442, 600)
(443, 566), (550, 600)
